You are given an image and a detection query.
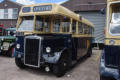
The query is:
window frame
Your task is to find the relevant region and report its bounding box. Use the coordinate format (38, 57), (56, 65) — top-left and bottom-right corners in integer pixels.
(4, 9), (8, 19)
(12, 8), (18, 19)
(78, 22), (83, 34)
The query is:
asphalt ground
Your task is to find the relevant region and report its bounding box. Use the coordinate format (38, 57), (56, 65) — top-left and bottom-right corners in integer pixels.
(0, 50), (101, 80)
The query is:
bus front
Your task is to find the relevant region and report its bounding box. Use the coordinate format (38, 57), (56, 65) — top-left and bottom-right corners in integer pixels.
(100, 0), (120, 80)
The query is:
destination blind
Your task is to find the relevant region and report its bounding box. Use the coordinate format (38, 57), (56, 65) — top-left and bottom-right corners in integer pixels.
(33, 5), (52, 12)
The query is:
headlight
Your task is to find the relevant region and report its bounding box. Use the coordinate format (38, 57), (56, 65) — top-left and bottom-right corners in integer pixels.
(1, 46), (3, 50)
(16, 38), (18, 41)
(46, 47), (51, 53)
(16, 44), (20, 49)
(1, 38), (4, 41)
(109, 40), (115, 45)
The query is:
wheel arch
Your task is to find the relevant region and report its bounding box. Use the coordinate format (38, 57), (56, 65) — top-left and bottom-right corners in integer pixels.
(57, 48), (72, 64)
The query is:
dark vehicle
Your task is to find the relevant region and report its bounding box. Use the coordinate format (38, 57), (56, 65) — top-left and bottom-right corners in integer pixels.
(0, 28), (16, 57)
(15, 3), (94, 77)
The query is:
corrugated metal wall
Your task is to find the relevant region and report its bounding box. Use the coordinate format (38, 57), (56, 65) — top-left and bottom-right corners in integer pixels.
(78, 11), (105, 44)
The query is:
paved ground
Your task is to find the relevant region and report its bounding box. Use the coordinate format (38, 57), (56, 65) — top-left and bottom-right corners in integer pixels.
(0, 50), (101, 80)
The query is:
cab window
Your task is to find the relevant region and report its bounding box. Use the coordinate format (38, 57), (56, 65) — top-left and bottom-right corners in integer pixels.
(110, 5), (120, 35)
(18, 16), (34, 31)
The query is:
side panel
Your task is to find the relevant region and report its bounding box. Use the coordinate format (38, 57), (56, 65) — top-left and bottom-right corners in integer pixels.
(78, 12), (105, 44)
(77, 38), (88, 59)
(72, 37), (92, 60)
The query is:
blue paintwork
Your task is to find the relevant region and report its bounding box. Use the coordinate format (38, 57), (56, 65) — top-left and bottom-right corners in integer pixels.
(16, 36), (24, 53)
(100, 50), (120, 80)
(15, 34), (73, 64)
(105, 46), (120, 68)
(15, 34), (93, 65)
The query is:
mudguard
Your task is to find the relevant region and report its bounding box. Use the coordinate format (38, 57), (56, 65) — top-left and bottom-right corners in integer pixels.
(43, 48), (69, 64)
(100, 50), (120, 80)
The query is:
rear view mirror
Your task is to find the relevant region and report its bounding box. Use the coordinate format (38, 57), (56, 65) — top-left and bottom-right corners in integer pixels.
(100, 8), (105, 14)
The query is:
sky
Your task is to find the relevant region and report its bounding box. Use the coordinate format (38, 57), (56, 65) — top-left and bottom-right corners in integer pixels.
(0, 0), (68, 5)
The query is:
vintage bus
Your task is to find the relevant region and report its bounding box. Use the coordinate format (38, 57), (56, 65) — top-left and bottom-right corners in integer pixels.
(100, 0), (120, 80)
(15, 3), (94, 77)
(0, 28), (16, 57)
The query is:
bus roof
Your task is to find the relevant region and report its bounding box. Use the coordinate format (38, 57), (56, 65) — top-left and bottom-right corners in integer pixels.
(19, 3), (79, 20)
(19, 3), (94, 27)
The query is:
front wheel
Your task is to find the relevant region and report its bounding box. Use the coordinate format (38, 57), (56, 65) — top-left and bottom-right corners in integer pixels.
(15, 57), (26, 69)
(100, 76), (107, 80)
(53, 54), (70, 77)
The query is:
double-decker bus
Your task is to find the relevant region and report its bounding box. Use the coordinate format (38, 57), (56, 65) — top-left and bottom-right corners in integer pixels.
(15, 3), (94, 77)
(100, 0), (120, 80)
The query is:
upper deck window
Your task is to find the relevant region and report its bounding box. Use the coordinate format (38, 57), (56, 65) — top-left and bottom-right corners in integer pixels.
(78, 22), (83, 34)
(44, 18), (50, 32)
(84, 25), (89, 34)
(18, 16), (34, 31)
(109, 5), (120, 35)
(72, 20), (76, 33)
(62, 17), (70, 32)
(53, 19), (60, 32)
(35, 16), (50, 32)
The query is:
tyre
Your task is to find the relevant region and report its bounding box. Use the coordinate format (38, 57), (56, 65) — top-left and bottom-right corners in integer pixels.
(53, 53), (70, 77)
(100, 76), (114, 80)
(100, 76), (107, 80)
(15, 57), (26, 69)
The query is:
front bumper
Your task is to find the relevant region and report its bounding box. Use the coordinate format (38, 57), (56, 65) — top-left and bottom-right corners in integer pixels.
(100, 51), (120, 80)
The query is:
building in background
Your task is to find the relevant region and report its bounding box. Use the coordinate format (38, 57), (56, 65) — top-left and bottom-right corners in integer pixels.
(62, 0), (106, 49)
(0, 0), (22, 28)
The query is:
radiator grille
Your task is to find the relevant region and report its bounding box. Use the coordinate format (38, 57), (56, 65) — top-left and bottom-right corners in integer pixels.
(105, 46), (120, 68)
(25, 38), (40, 67)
